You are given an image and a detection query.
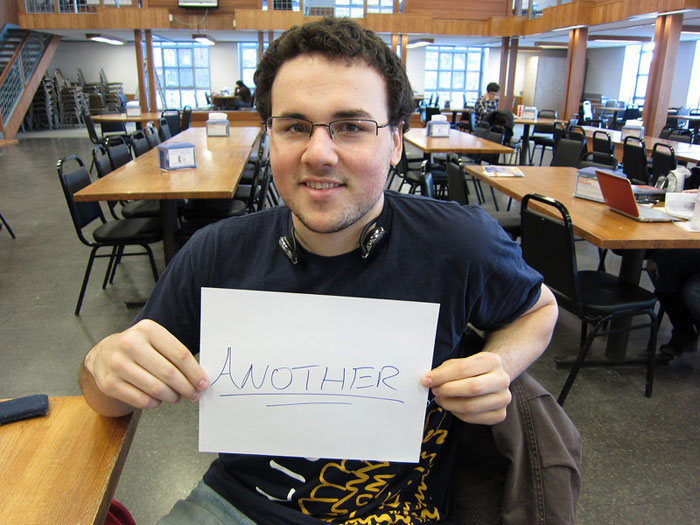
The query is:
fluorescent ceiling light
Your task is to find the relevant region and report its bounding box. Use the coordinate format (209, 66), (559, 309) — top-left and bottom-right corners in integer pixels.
(86, 34), (124, 46)
(553, 25), (586, 32)
(534, 41), (568, 48)
(589, 35), (652, 43)
(406, 38), (434, 49)
(193, 34), (215, 46)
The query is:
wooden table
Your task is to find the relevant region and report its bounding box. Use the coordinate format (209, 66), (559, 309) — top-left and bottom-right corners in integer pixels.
(581, 126), (700, 164)
(91, 111), (162, 128)
(0, 396), (139, 524)
(464, 165), (700, 362)
(513, 117), (563, 165)
(74, 126), (262, 262)
(404, 127), (513, 155)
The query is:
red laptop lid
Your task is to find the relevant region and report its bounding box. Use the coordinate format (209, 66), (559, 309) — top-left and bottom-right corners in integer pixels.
(595, 170), (640, 217)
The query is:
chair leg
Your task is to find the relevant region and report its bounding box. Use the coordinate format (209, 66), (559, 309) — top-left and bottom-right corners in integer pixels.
(558, 320), (603, 405)
(109, 245), (125, 285)
(103, 246), (118, 288)
(645, 310), (659, 398)
(76, 247), (99, 316)
(144, 244), (160, 282)
(539, 145), (548, 166)
(489, 186), (500, 211)
(597, 249), (608, 272)
(0, 212), (16, 239)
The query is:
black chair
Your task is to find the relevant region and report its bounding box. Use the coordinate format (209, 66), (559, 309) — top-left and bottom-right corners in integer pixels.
(550, 137), (585, 167)
(651, 143), (677, 185)
(529, 109), (558, 165)
(592, 130), (614, 156)
(57, 155), (161, 315)
(446, 157), (520, 240)
(0, 209), (15, 239)
(92, 144), (122, 221)
(395, 146), (431, 197)
(82, 109), (108, 173)
(668, 128), (694, 144)
(130, 130), (150, 157)
(99, 105), (128, 138)
(520, 193), (658, 405)
(161, 109), (181, 135)
(144, 124), (161, 149)
(577, 151), (619, 170)
(181, 106), (192, 130)
(158, 117), (172, 141)
(105, 135), (132, 170)
(420, 106), (442, 127)
(621, 136), (649, 184)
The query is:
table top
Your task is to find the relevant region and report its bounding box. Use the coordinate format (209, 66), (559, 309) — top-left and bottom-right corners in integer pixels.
(580, 126), (700, 164)
(514, 117), (562, 126)
(75, 127), (261, 201)
(404, 127), (513, 154)
(463, 165), (700, 250)
(91, 111), (162, 123)
(0, 396), (138, 525)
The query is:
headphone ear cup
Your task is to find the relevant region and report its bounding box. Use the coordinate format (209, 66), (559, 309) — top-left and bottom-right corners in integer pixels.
(360, 226), (386, 260)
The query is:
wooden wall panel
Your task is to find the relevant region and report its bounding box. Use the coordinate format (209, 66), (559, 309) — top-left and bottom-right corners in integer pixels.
(405, 0), (508, 21)
(234, 9), (305, 30)
(364, 14), (431, 34)
(96, 7), (170, 28)
(523, 1), (594, 34)
(19, 13), (98, 30)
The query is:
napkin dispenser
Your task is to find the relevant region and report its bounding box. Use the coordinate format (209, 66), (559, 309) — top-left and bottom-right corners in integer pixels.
(125, 101), (141, 117)
(207, 112), (230, 137)
(621, 122), (644, 141)
(427, 114), (450, 137)
(521, 106), (537, 120)
(158, 142), (196, 170)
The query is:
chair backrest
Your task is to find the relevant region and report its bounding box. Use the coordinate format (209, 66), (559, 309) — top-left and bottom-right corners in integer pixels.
(651, 142), (677, 184)
(99, 107), (127, 136)
(131, 130), (150, 157)
(82, 110), (101, 146)
(533, 109), (557, 134)
(252, 160), (273, 212)
(577, 151), (618, 170)
(552, 121), (567, 149)
(105, 135), (132, 170)
(420, 170), (434, 198)
(521, 193), (582, 315)
(144, 124), (161, 149)
(161, 109), (181, 135)
(181, 106), (192, 130)
(420, 106), (442, 127)
(446, 158), (468, 205)
(57, 154), (105, 245)
(158, 117), (172, 140)
(473, 121), (490, 138)
(668, 128), (694, 144)
(592, 130), (614, 155)
(551, 137), (585, 167)
(622, 136), (649, 183)
(92, 144), (112, 178)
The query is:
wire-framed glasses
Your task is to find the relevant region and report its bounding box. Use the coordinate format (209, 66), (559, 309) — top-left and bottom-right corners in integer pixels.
(265, 117), (391, 145)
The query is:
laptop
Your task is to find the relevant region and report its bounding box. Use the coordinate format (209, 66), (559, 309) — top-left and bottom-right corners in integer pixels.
(595, 170), (678, 222)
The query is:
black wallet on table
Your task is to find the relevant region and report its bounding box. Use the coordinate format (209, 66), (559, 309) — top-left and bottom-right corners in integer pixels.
(0, 394), (49, 425)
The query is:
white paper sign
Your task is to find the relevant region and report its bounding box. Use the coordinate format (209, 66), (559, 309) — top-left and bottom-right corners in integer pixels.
(199, 288), (439, 463)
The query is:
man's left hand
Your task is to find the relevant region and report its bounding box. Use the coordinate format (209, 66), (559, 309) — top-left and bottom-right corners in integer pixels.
(421, 352), (512, 425)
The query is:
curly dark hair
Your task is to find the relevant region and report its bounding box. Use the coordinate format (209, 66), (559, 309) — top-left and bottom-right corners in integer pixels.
(253, 17), (414, 132)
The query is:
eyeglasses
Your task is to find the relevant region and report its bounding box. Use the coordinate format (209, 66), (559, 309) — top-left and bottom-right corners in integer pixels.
(265, 117), (391, 145)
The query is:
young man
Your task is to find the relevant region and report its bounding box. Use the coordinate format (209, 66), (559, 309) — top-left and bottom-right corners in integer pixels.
(474, 82), (501, 123)
(80, 18), (558, 523)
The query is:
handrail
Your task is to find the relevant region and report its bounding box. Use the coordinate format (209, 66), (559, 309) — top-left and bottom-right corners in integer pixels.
(0, 30), (50, 128)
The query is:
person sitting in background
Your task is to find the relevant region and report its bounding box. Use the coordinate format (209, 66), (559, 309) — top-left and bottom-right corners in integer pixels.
(234, 80), (253, 108)
(648, 247), (700, 356)
(474, 82), (500, 123)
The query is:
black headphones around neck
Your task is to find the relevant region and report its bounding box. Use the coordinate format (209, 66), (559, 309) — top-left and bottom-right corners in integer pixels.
(278, 221), (387, 265)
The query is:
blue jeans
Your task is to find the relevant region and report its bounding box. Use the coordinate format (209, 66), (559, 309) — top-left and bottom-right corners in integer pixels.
(158, 480), (257, 525)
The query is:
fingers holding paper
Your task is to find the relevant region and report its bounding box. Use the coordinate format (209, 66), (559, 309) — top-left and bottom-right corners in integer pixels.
(81, 319), (208, 416)
(421, 352), (512, 425)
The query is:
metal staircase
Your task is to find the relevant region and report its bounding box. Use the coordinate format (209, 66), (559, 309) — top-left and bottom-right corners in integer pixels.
(0, 25), (61, 140)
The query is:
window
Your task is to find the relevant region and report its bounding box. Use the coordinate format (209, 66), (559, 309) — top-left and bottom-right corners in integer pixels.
(366, 0), (393, 14)
(303, 0), (364, 17)
(152, 41), (210, 109)
(424, 46), (488, 108)
(686, 40), (700, 109)
(261, 0), (301, 10)
(619, 42), (654, 107)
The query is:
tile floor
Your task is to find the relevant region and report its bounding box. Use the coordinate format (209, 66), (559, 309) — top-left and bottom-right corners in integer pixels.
(1, 129), (699, 524)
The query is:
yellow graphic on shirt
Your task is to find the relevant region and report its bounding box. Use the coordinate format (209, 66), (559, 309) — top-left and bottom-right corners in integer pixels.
(296, 406), (450, 524)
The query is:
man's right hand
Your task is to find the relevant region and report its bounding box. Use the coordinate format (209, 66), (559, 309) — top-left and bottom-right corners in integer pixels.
(80, 319), (208, 417)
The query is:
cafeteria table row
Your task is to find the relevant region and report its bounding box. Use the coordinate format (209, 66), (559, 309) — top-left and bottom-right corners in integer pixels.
(463, 164), (700, 363)
(75, 126), (262, 263)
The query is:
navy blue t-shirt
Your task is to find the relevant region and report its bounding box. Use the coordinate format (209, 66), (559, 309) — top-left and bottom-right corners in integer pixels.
(137, 191), (542, 524)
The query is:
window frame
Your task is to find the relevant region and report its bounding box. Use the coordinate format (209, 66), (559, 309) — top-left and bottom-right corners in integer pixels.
(423, 45), (488, 109)
(151, 40), (211, 110)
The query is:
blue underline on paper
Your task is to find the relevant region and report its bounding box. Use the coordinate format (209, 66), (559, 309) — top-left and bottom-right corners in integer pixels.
(219, 392), (404, 404)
